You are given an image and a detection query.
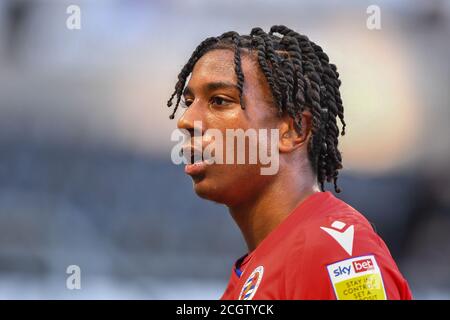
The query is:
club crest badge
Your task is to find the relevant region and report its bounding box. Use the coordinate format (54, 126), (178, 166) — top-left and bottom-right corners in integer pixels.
(238, 265), (264, 300)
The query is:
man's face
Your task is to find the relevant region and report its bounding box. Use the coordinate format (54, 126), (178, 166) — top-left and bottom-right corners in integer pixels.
(177, 49), (280, 207)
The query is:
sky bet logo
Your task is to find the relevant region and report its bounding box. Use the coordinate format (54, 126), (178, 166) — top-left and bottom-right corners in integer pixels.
(333, 258), (374, 277)
(353, 258), (374, 273)
(333, 265), (351, 277)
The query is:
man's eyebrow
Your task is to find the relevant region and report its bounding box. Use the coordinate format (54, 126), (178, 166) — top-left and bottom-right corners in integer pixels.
(205, 81), (239, 92)
(183, 81), (239, 96)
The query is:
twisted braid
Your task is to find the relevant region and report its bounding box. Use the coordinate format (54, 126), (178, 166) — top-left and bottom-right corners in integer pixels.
(278, 35), (306, 133)
(231, 34), (245, 109)
(250, 34), (283, 111)
(311, 42), (345, 191)
(251, 27), (286, 114)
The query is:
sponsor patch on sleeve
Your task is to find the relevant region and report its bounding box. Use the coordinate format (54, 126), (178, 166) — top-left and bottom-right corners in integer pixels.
(326, 255), (387, 300)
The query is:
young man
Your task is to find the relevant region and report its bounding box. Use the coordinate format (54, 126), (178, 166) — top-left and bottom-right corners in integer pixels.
(167, 25), (412, 300)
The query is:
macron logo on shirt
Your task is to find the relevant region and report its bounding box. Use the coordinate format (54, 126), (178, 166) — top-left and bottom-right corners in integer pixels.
(320, 220), (354, 256)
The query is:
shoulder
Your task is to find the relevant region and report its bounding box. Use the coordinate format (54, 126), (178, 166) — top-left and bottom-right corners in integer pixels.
(289, 194), (379, 261)
(304, 199), (381, 258)
(284, 196), (411, 299)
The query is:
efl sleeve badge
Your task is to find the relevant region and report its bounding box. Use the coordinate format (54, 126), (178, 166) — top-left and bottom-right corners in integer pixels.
(326, 255), (387, 300)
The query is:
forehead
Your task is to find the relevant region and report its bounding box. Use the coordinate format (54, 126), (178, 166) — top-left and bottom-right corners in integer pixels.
(193, 49), (236, 77)
(189, 49), (258, 85)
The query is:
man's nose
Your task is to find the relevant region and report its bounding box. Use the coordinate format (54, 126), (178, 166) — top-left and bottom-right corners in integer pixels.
(177, 101), (203, 136)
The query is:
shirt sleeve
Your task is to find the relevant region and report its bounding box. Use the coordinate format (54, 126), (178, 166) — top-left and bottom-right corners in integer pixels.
(284, 214), (413, 300)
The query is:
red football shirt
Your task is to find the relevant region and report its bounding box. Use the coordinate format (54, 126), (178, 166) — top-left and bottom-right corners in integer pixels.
(221, 191), (412, 300)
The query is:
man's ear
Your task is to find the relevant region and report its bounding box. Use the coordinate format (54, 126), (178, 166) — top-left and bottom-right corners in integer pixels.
(278, 111), (312, 154)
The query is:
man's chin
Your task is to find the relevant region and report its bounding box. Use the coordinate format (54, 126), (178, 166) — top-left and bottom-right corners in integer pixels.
(191, 177), (225, 204)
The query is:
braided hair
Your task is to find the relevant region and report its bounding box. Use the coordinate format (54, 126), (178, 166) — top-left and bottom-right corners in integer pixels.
(167, 25), (346, 193)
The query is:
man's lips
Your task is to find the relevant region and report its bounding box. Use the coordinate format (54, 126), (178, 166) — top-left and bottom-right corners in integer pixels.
(181, 144), (210, 177)
(184, 161), (208, 176)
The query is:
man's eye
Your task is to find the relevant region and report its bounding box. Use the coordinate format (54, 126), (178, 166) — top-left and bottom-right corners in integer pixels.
(210, 96), (231, 107)
(181, 99), (193, 108)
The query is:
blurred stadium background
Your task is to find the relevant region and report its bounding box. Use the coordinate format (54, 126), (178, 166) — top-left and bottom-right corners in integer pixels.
(0, 0), (449, 299)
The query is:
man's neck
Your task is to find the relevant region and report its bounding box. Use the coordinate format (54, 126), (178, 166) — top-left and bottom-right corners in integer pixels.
(228, 168), (320, 252)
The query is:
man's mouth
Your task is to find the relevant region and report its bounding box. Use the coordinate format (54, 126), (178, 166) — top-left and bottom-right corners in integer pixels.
(181, 145), (210, 177)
